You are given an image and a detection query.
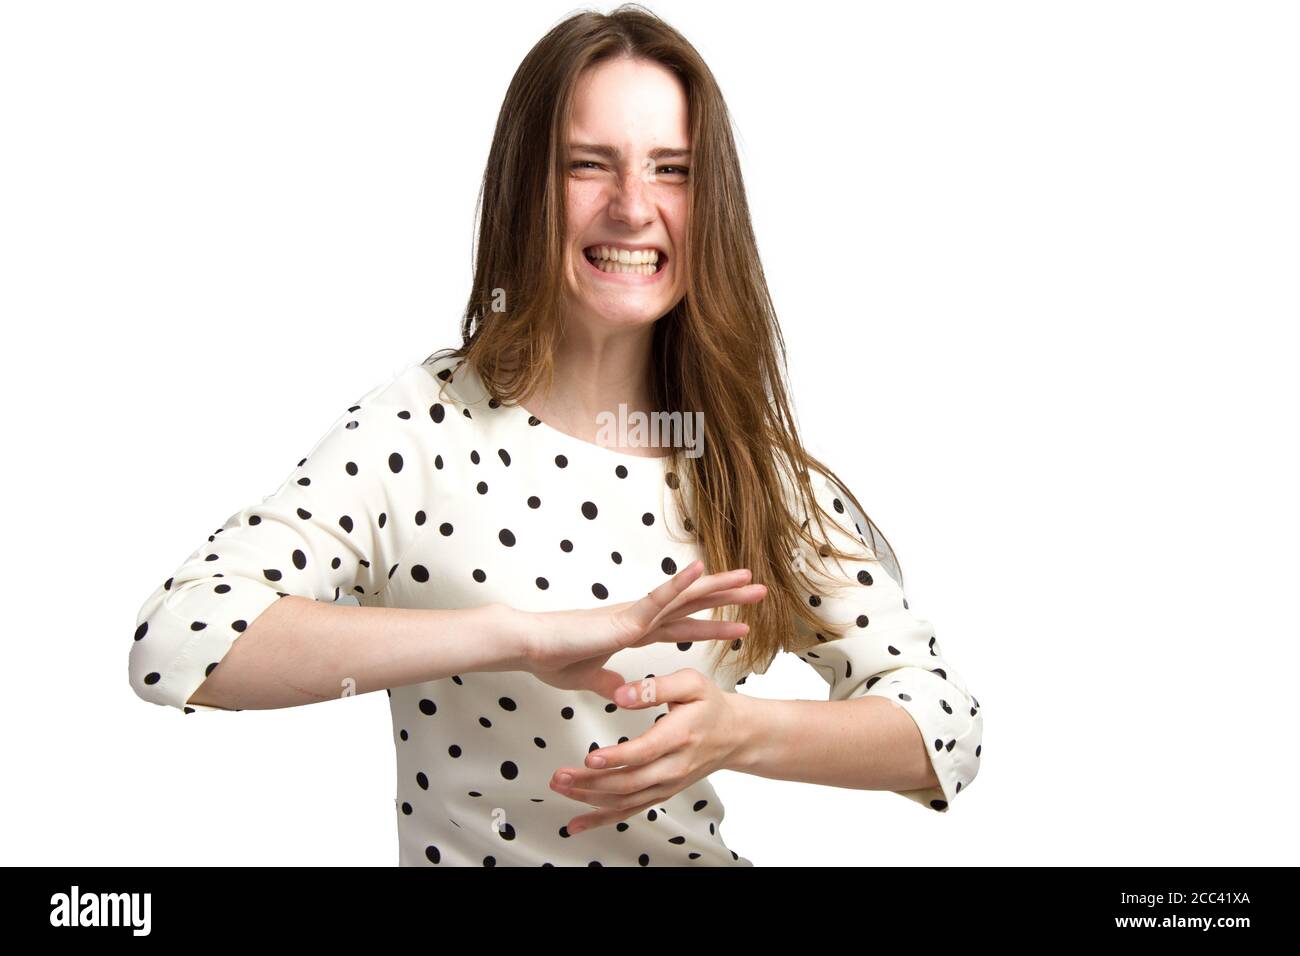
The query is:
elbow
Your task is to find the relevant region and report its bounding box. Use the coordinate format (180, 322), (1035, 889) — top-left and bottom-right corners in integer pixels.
(128, 607), (213, 713)
(130, 572), (266, 714)
(128, 618), (163, 707)
(127, 640), (179, 710)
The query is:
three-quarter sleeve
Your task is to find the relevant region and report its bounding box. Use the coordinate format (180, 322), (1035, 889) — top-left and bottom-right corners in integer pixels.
(129, 367), (433, 714)
(788, 468), (983, 811)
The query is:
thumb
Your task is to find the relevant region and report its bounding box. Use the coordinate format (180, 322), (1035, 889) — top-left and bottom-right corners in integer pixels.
(582, 668), (630, 701)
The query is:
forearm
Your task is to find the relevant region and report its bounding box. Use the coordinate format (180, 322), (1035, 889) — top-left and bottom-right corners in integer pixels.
(186, 597), (529, 711)
(727, 693), (941, 792)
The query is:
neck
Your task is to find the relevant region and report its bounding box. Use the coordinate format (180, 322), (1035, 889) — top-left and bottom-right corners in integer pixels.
(522, 320), (663, 452)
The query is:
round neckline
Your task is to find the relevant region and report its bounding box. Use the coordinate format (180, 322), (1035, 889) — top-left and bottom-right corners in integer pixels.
(449, 357), (679, 467)
(511, 399), (677, 467)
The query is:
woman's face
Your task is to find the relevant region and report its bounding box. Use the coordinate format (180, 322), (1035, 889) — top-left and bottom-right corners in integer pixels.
(562, 57), (690, 333)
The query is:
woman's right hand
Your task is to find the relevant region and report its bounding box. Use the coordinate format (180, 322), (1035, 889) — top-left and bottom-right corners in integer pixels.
(517, 560), (765, 697)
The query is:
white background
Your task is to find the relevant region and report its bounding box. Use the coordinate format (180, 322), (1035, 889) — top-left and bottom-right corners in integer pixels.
(3, 0), (1296, 866)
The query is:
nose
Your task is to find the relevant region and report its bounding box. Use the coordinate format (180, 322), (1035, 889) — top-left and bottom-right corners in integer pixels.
(604, 163), (656, 229)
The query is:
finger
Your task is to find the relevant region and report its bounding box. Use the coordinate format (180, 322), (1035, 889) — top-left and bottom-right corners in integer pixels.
(620, 559), (705, 632)
(557, 773), (660, 808)
(612, 668), (711, 712)
(568, 792), (675, 836)
(584, 711), (686, 773)
(551, 751), (671, 797)
(564, 715), (682, 780)
(554, 752), (680, 806)
(641, 568), (756, 631)
(663, 582), (768, 621)
(578, 667), (631, 701)
(629, 616), (749, 648)
(629, 563), (753, 631)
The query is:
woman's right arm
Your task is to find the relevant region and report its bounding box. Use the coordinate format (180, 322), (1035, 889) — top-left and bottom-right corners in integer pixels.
(186, 562), (766, 711)
(129, 368), (763, 714)
(183, 597), (530, 711)
(129, 368), (449, 715)
(129, 364), (759, 712)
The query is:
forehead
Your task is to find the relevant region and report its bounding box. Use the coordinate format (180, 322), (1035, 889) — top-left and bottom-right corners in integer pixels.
(568, 57), (689, 148)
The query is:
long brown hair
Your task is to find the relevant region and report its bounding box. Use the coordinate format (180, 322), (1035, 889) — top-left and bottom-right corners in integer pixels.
(426, 3), (902, 678)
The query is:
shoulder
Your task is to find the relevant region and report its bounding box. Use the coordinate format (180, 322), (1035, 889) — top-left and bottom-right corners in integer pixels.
(768, 448), (846, 523)
(351, 347), (487, 417)
(777, 450), (903, 583)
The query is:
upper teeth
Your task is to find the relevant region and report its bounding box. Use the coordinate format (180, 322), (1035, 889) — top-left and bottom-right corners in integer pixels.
(585, 245), (660, 265)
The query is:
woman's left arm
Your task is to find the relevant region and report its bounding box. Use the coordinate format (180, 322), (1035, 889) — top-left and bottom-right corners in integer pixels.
(548, 470), (982, 834)
(726, 689), (947, 795)
(749, 468), (984, 812)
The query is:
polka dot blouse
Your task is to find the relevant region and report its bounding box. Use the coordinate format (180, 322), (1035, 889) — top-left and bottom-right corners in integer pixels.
(130, 350), (983, 866)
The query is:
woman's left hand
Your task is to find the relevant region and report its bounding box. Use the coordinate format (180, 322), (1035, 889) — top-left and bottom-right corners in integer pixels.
(548, 668), (753, 835)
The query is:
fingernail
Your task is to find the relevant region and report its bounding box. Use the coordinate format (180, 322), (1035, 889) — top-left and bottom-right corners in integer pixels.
(616, 685), (637, 705)
(557, 772), (573, 785)
(588, 753), (606, 768)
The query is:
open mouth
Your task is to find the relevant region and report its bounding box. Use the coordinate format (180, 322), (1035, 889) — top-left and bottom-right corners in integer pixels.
(583, 245), (668, 276)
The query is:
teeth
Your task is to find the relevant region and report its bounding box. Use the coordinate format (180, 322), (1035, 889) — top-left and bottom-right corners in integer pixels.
(589, 258), (658, 275)
(584, 245), (661, 266)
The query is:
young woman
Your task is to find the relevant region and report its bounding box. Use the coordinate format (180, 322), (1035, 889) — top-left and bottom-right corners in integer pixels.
(130, 4), (983, 867)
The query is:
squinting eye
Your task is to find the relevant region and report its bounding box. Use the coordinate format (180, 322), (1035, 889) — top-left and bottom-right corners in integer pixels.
(656, 166), (689, 178)
(570, 161), (601, 171)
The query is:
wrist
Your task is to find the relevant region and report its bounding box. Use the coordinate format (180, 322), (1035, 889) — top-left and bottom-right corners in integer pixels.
(486, 602), (533, 671)
(724, 691), (775, 773)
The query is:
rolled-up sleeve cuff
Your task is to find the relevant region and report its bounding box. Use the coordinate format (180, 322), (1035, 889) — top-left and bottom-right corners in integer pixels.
(131, 580), (284, 714)
(856, 665), (983, 812)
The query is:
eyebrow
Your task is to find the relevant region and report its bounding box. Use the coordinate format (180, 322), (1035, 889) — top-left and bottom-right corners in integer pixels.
(568, 143), (692, 161)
